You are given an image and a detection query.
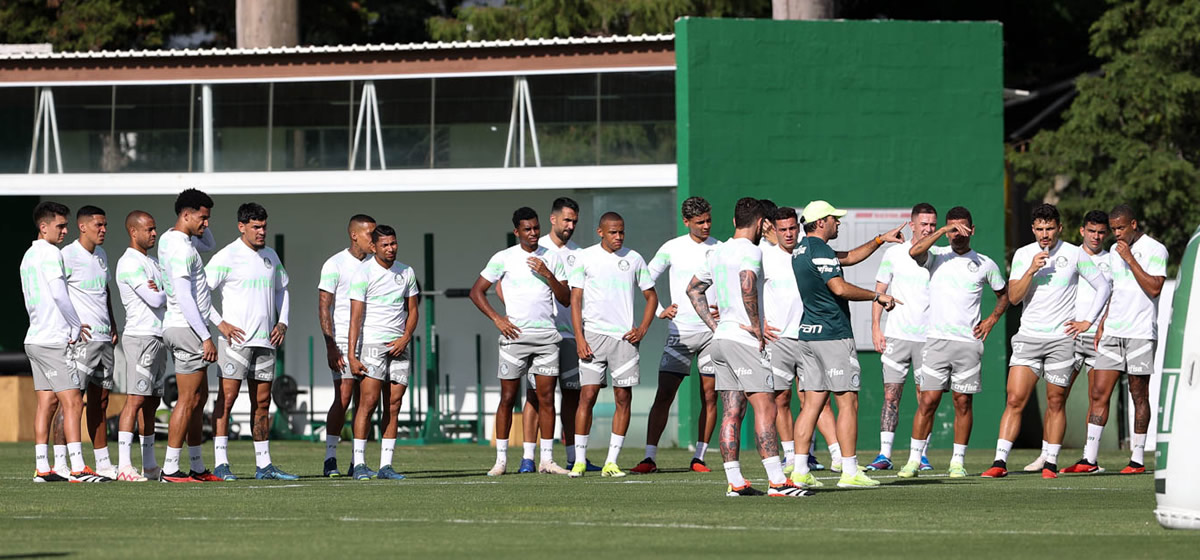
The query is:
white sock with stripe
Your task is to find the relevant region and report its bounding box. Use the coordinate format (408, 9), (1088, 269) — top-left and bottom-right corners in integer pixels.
(118, 431), (134, 469)
(879, 431), (895, 458)
(1083, 423), (1103, 463)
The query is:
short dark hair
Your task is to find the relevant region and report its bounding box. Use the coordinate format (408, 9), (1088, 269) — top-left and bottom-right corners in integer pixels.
(372, 224), (397, 243)
(681, 196), (711, 220)
(911, 202), (936, 217)
(238, 203), (268, 224)
(772, 207), (798, 223)
(175, 188), (213, 215)
(349, 214), (376, 228)
(551, 197), (580, 215)
(33, 201), (69, 225)
(758, 199), (778, 218)
(1031, 203), (1060, 225)
(512, 207), (538, 228)
(946, 206), (973, 226)
(76, 205), (105, 221)
(599, 211), (623, 226)
(1109, 204), (1135, 222)
(733, 197), (764, 229)
(803, 220), (818, 233)
(1083, 210), (1109, 228)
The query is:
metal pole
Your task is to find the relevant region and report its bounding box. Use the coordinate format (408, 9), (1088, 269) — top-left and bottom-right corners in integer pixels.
(187, 84), (195, 172)
(28, 88), (43, 174)
(349, 83), (369, 170)
(421, 233), (443, 441)
(518, 77), (525, 167)
(201, 84), (214, 172)
(369, 84), (387, 170)
(502, 79), (519, 168)
(476, 334), (484, 444)
(308, 336), (314, 434)
(42, 92), (49, 174)
(521, 78), (541, 167)
(429, 78), (436, 168)
(266, 82), (274, 171)
(47, 90), (63, 173)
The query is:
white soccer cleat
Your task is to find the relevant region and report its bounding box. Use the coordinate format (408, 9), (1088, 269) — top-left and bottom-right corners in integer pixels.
(487, 460), (507, 477)
(116, 465), (148, 482)
(53, 465), (70, 479)
(538, 460), (570, 475)
(96, 466), (118, 480)
(1024, 455), (1047, 472)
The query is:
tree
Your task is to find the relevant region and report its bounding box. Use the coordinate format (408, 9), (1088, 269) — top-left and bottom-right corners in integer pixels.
(0, 0), (175, 51)
(1009, 0), (1200, 270)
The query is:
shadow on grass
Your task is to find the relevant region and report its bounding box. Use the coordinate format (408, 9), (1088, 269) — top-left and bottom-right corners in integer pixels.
(0, 554), (72, 559)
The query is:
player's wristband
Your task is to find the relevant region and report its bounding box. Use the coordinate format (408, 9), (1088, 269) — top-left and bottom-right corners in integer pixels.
(873, 292), (880, 302)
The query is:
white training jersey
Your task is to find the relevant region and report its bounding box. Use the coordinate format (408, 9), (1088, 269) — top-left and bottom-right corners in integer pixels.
(21, 240), (73, 345)
(761, 242), (803, 339)
(1104, 234), (1169, 340)
(874, 242), (931, 342)
(318, 249), (369, 345)
(568, 244), (654, 339)
(159, 229), (213, 331)
(480, 244), (565, 332)
(696, 237), (763, 347)
(348, 258), (420, 344)
(648, 234), (720, 336)
(1075, 249), (1111, 334)
(116, 248), (165, 337)
(923, 246), (1006, 343)
(61, 241), (111, 338)
(1009, 240), (1109, 339)
(206, 239), (289, 349)
(538, 235), (581, 339)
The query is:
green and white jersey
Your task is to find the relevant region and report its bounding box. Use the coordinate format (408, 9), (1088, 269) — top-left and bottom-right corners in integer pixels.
(648, 234), (720, 336)
(696, 237), (763, 347)
(348, 258), (420, 344)
(568, 244), (654, 338)
(1105, 234), (1169, 340)
(1010, 240), (1109, 339)
(116, 248), (165, 337)
(318, 249), (369, 345)
(874, 242), (930, 342)
(924, 246), (1005, 342)
(762, 242), (803, 339)
(21, 239), (72, 345)
(158, 229), (213, 331)
(479, 244), (565, 332)
(61, 241), (111, 338)
(206, 239), (289, 349)
(793, 236), (852, 341)
(1075, 249), (1111, 334)
(539, 235), (581, 339)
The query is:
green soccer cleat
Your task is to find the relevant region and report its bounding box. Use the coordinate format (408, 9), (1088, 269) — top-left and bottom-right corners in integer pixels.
(898, 460), (920, 479)
(948, 462), (968, 478)
(569, 460), (586, 478)
(789, 471), (824, 488)
(783, 461), (795, 476)
(837, 468), (881, 489)
(601, 462), (626, 478)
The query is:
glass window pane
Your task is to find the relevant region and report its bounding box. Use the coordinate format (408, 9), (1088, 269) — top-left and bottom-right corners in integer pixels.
(52, 86), (117, 173)
(273, 81), (353, 171)
(0, 87), (36, 173)
(212, 83), (269, 171)
(434, 76), (511, 168)
(600, 71), (676, 165)
(111, 85), (197, 172)
(374, 79), (433, 169)
(527, 73), (598, 167)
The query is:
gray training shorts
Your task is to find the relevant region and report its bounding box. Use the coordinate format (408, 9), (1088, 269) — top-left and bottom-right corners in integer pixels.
(26, 344), (83, 393)
(73, 341), (115, 390)
(798, 338), (861, 393)
(881, 337), (924, 385)
(163, 327), (213, 374)
(1073, 334), (1099, 371)
(361, 343), (411, 385)
(578, 333), (639, 388)
(767, 337), (802, 390)
(122, 335), (167, 397)
(218, 338), (276, 382)
(659, 330), (716, 377)
(1009, 334), (1076, 387)
(1094, 336), (1156, 376)
(498, 329), (561, 381)
(919, 338), (983, 394)
(331, 341), (363, 382)
(559, 338), (580, 390)
(713, 338), (774, 394)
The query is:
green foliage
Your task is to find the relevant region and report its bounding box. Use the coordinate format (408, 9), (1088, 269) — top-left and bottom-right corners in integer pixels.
(1010, 0), (1200, 269)
(0, 0), (175, 51)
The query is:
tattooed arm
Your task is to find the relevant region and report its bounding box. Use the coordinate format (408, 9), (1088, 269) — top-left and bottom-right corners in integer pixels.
(739, 270), (764, 349)
(686, 275), (717, 331)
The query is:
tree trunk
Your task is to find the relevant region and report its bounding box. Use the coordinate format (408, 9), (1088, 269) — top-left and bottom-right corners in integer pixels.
(237, 0), (300, 48)
(773, 0), (836, 20)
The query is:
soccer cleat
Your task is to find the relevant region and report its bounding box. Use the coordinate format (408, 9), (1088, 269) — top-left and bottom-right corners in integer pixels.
(601, 462), (626, 478)
(690, 458), (712, 473)
(350, 463), (374, 480)
(769, 481), (815, 497)
(487, 460), (507, 477)
(143, 466), (161, 481)
(190, 470), (223, 482)
(212, 464), (237, 481)
(1062, 459), (1103, 474)
(569, 460), (586, 478)
(1120, 462), (1146, 475)
(255, 464), (299, 481)
(898, 460), (920, 479)
(323, 457), (342, 478)
(630, 458), (658, 474)
(865, 454), (893, 471)
(586, 460), (602, 472)
(837, 468), (880, 489)
(1024, 455), (1048, 472)
(363, 465), (378, 478)
(1042, 463), (1059, 479)
(33, 470), (69, 483)
(808, 455), (826, 471)
(376, 465), (406, 480)
(790, 471), (825, 488)
(96, 466), (118, 479)
(53, 464), (70, 479)
(116, 466), (148, 482)
(538, 460), (570, 475)
(517, 458), (536, 474)
(69, 466), (112, 483)
(726, 483), (765, 497)
(159, 470), (198, 483)
(981, 461), (1008, 478)
(783, 460), (795, 476)
(948, 462), (968, 478)
(919, 455), (933, 471)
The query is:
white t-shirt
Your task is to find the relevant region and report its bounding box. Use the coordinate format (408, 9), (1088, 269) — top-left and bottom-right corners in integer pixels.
(1104, 235), (1169, 340)
(61, 241), (111, 338)
(159, 229), (213, 331)
(923, 247), (1006, 343)
(318, 249), (369, 345)
(1075, 249), (1111, 335)
(206, 239), (289, 349)
(648, 234), (720, 336)
(116, 248), (165, 337)
(762, 242), (803, 339)
(1009, 240), (1109, 339)
(696, 237), (763, 347)
(874, 242), (931, 342)
(538, 235), (581, 339)
(479, 244), (565, 332)
(348, 258), (420, 344)
(568, 244), (654, 338)
(21, 240), (73, 345)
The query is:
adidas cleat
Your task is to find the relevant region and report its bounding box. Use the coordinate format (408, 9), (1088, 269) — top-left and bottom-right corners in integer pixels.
(376, 465), (406, 480)
(898, 460), (920, 479)
(323, 457), (342, 478)
(190, 470), (222, 482)
(517, 458), (536, 474)
(919, 455), (933, 471)
(789, 471), (824, 488)
(769, 481), (815, 497)
(116, 466), (148, 482)
(1024, 455), (1048, 473)
(865, 454), (893, 471)
(629, 458), (658, 474)
(690, 458), (712, 473)
(487, 460), (507, 477)
(948, 462), (967, 478)
(837, 468), (880, 489)
(1042, 463), (1059, 479)
(981, 461), (1008, 478)
(33, 470), (69, 483)
(255, 464), (299, 480)
(212, 464), (237, 481)
(569, 460), (586, 478)
(538, 460), (570, 475)
(726, 483), (765, 497)
(601, 462), (626, 478)
(1062, 459), (1103, 474)
(1120, 462), (1146, 475)
(160, 470), (198, 483)
(350, 463), (374, 480)
(69, 466), (112, 483)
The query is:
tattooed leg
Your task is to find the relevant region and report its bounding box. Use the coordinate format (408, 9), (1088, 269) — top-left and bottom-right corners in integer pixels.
(719, 390), (746, 463)
(1087, 369), (1121, 427)
(880, 382), (903, 432)
(747, 392), (779, 460)
(1127, 374), (1151, 433)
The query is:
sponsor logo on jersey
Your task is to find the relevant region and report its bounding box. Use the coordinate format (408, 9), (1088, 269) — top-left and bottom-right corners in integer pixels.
(967, 261), (979, 273)
(799, 324), (823, 334)
(618, 259), (630, 271)
(1128, 363), (1145, 374)
(828, 368), (845, 377)
(1055, 256), (1068, 269)
(734, 367), (752, 377)
(136, 378), (150, 392)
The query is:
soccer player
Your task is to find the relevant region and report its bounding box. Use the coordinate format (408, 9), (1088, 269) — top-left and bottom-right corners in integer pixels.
(568, 212), (657, 478)
(630, 196), (720, 474)
(206, 203), (296, 481)
(471, 207), (572, 476)
(347, 225), (420, 480)
(896, 207), (1007, 479)
(1063, 204), (1167, 475)
(23, 202), (108, 482)
(317, 214), (376, 477)
(113, 211), (168, 482)
(159, 188), (219, 483)
(789, 200), (900, 489)
(866, 203), (939, 472)
(61, 205), (119, 479)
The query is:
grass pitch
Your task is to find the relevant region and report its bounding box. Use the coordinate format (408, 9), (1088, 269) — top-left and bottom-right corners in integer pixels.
(1, 442), (1196, 559)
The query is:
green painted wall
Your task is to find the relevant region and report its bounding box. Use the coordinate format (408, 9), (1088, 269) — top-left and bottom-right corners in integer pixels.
(675, 18), (1005, 451)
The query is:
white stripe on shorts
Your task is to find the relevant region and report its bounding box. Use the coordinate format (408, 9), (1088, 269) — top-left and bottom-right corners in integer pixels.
(612, 359), (639, 378)
(880, 354), (907, 373)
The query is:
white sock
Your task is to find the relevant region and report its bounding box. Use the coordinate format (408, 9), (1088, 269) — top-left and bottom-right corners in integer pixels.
(574, 434), (589, 465)
(829, 442), (842, 466)
(693, 442), (708, 460)
(140, 435), (158, 470)
(522, 441), (536, 461)
(781, 440), (796, 465)
(495, 439), (509, 464)
(605, 433), (624, 465)
(922, 437), (931, 455)
(325, 435), (340, 461)
(35, 444), (50, 472)
(763, 456), (786, 485)
(164, 446), (182, 474)
(645, 444), (658, 462)
(952, 443), (967, 465)
(908, 438), (924, 464)
(994, 439), (1013, 464)
(118, 431), (134, 469)
(795, 454), (810, 476)
(1131, 433), (1147, 465)
(93, 447), (112, 471)
(53, 444), (67, 472)
(1040, 439), (1049, 458)
(379, 438), (395, 469)
(254, 440), (272, 469)
(188, 445), (205, 472)
(67, 441), (85, 472)
(1084, 423), (1104, 463)
(352, 438), (366, 466)
(540, 438), (555, 464)
(842, 455), (858, 475)
(724, 460), (747, 487)
(213, 436), (229, 466)
(1046, 443), (1062, 466)
(565, 442), (577, 464)
(880, 431), (895, 458)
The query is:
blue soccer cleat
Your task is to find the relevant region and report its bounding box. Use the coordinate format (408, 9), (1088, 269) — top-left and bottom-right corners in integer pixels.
(255, 464), (299, 481)
(807, 454), (826, 472)
(920, 455), (933, 471)
(323, 457), (342, 478)
(864, 454), (893, 471)
(213, 463), (237, 481)
(517, 458), (536, 474)
(566, 459), (603, 472)
(351, 463), (374, 480)
(376, 465), (406, 480)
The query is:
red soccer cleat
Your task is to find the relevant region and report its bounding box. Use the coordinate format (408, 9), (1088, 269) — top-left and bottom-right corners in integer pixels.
(190, 470), (223, 482)
(1042, 467), (1058, 479)
(981, 463), (1008, 478)
(690, 458), (711, 473)
(629, 458), (658, 474)
(1062, 459), (1102, 474)
(1119, 462), (1145, 474)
